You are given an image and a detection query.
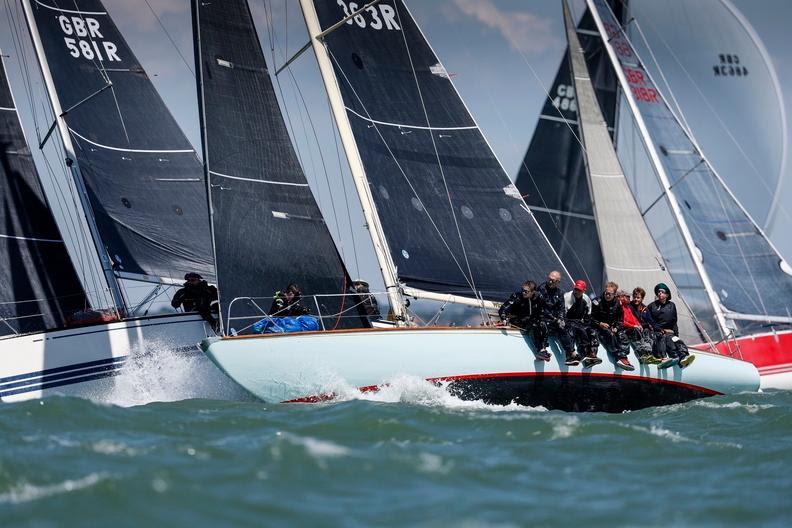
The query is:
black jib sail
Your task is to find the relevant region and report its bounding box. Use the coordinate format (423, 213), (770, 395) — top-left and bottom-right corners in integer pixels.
(0, 55), (87, 336)
(193, 0), (366, 331)
(28, 0), (213, 282)
(515, 3), (624, 294)
(312, 0), (569, 300)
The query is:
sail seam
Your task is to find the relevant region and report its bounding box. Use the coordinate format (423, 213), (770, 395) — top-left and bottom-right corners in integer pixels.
(344, 106), (478, 131)
(209, 170), (309, 187)
(68, 128), (194, 154)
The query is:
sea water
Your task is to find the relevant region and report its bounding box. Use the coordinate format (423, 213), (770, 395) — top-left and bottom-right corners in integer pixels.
(1, 360), (790, 527)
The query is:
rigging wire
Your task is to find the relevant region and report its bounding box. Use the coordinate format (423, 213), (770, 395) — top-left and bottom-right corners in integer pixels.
(142, 0), (195, 78)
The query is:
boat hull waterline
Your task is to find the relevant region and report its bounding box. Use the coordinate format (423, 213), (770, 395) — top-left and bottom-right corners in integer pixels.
(201, 327), (759, 412)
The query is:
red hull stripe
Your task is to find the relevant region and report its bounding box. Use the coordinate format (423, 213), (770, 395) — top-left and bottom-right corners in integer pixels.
(282, 371), (720, 403)
(758, 363), (792, 375)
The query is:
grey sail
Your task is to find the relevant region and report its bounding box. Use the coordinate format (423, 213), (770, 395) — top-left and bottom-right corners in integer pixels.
(28, 0), (214, 282)
(193, 0), (367, 331)
(515, 2), (624, 294)
(310, 0), (569, 301)
(0, 55), (87, 336)
(562, 0), (701, 341)
(589, 0), (792, 334)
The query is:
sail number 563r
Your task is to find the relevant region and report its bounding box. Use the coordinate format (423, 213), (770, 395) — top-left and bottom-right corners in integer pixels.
(337, 1), (401, 30)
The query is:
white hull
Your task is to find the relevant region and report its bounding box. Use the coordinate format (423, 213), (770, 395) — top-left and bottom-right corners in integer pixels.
(0, 314), (244, 403)
(201, 327), (760, 412)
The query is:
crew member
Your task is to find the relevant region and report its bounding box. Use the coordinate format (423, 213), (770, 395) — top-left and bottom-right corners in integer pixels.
(171, 272), (219, 331)
(626, 287), (660, 364)
(499, 280), (548, 361)
(648, 283), (695, 369)
(536, 271), (577, 364)
(591, 281), (634, 370)
(351, 279), (381, 322)
(563, 279), (600, 366)
(270, 283), (311, 317)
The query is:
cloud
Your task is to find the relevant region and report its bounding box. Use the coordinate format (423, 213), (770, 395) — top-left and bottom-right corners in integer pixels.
(453, 0), (560, 55)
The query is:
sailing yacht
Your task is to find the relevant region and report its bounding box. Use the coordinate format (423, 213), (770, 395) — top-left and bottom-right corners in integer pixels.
(197, 0), (758, 412)
(0, 0), (226, 402)
(520, 0), (792, 389)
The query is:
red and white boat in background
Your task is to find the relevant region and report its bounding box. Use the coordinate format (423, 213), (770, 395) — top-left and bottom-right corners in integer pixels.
(695, 331), (792, 389)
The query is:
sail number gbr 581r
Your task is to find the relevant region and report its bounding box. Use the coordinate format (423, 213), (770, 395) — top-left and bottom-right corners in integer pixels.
(58, 15), (120, 62)
(337, 1), (401, 31)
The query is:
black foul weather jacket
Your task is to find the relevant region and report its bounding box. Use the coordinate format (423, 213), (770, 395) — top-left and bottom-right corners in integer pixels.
(537, 282), (565, 322)
(591, 296), (623, 328)
(648, 300), (679, 336)
(499, 291), (542, 327)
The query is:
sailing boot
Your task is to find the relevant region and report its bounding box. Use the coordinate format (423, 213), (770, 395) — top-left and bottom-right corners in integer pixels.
(679, 354), (696, 368)
(535, 349), (552, 362)
(582, 349), (602, 368)
(565, 352), (581, 366)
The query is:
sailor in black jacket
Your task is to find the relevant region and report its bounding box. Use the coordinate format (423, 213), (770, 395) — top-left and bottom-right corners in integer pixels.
(591, 281), (634, 370)
(648, 283), (695, 368)
(499, 280), (551, 361)
(171, 272), (219, 332)
(535, 271), (577, 364)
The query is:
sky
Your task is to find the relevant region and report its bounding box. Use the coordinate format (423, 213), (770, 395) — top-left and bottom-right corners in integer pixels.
(1, 0), (791, 304)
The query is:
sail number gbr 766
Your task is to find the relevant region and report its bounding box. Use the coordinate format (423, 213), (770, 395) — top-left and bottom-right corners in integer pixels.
(337, 1), (401, 31)
(58, 15), (120, 62)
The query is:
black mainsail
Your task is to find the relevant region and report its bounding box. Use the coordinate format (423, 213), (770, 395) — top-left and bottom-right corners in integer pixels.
(27, 0), (213, 282)
(0, 55), (87, 336)
(309, 0), (569, 301)
(193, 0), (365, 331)
(515, 3), (624, 293)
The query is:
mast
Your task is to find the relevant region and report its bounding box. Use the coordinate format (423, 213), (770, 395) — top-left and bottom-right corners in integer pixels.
(20, 0), (125, 314)
(191, 0), (224, 335)
(586, 0), (729, 336)
(297, 0), (407, 321)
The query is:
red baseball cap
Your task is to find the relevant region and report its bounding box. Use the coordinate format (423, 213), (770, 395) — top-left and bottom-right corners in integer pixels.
(573, 279), (587, 291)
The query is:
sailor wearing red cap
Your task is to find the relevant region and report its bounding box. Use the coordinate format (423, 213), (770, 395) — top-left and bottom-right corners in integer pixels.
(564, 279), (601, 367)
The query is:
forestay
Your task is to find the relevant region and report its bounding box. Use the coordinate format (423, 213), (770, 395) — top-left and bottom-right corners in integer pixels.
(589, 0), (792, 328)
(516, 2), (624, 294)
(0, 56), (87, 336)
(194, 0), (366, 331)
(562, 0), (700, 342)
(311, 0), (569, 301)
(28, 0), (213, 282)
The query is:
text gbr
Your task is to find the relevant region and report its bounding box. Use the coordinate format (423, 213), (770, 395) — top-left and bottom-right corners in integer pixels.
(58, 15), (120, 62)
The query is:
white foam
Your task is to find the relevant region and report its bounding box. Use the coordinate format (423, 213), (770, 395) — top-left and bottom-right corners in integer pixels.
(692, 400), (774, 414)
(94, 342), (249, 406)
(550, 415), (580, 439)
(327, 374), (547, 413)
(90, 440), (141, 456)
(0, 473), (107, 504)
